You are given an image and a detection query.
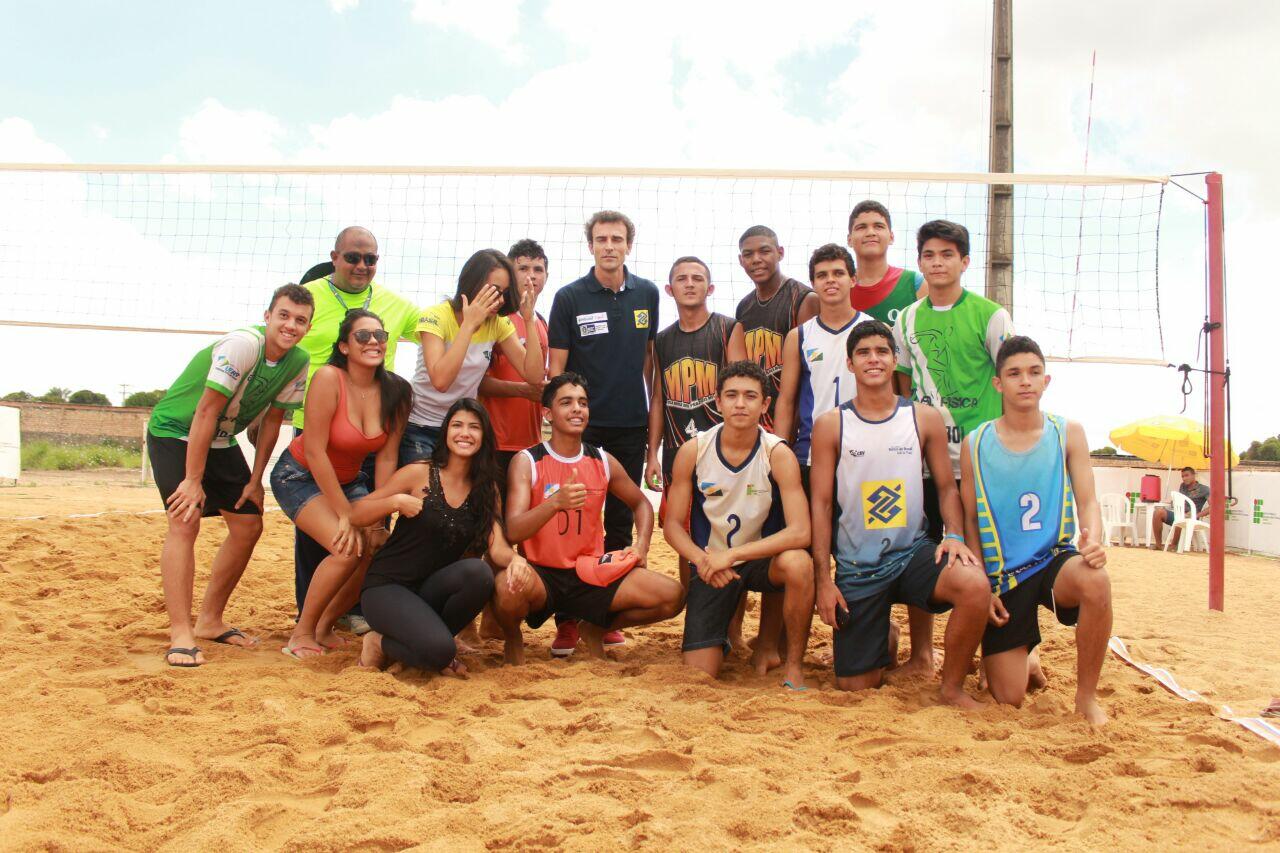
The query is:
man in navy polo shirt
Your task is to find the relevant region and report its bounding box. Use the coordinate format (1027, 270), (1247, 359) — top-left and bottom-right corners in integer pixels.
(547, 209), (661, 656)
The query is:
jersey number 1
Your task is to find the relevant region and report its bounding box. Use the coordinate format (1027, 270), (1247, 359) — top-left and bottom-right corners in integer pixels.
(557, 509), (583, 536)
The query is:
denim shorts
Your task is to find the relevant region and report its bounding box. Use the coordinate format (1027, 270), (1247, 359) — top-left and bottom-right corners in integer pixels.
(400, 421), (441, 467)
(270, 448), (369, 522)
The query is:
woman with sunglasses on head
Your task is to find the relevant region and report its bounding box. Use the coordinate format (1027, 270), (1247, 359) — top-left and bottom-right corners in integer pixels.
(272, 309), (412, 659)
(404, 249), (542, 461)
(348, 398), (536, 673)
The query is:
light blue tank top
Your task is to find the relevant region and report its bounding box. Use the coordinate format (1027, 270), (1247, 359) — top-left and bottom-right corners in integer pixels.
(969, 413), (1076, 594)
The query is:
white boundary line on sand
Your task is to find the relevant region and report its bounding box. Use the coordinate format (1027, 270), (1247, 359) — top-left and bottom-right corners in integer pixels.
(1109, 637), (1280, 749)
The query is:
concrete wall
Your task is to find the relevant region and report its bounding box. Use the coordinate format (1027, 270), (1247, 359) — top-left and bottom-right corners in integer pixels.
(1091, 457), (1280, 557)
(0, 401), (151, 448)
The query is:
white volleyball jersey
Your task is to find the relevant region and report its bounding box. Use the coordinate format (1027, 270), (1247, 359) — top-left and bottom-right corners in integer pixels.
(793, 310), (873, 463)
(833, 397), (927, 588)
(689, 423), (785, 563)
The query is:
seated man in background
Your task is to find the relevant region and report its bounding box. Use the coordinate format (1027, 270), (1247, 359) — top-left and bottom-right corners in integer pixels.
(1150, 466), (1210, 550)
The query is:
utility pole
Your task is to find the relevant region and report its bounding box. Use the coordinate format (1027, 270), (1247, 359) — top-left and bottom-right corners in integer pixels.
(986, 0), (1014, 313)
(119, 383), (130, 406)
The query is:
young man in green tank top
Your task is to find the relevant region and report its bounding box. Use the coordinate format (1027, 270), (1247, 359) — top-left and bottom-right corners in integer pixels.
(147, 284), (314, 666)
(846, 200), (927, 330)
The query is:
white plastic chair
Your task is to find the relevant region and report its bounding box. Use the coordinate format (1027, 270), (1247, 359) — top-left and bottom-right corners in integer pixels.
(1100, 493), (1139, 546)
(1163, 491), (1210, 553)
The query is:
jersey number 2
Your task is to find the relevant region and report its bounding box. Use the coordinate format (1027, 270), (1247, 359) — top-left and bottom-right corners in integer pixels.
(1019, 493), (1042, 531)
(725, 513), (742, 547)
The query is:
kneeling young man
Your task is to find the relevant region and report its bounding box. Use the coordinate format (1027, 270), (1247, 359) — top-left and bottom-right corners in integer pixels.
(810, 321), (990, 707)
(495, 372), (684, 663)
(663, 361), (814, 688)
(961, 336), (1113, 725)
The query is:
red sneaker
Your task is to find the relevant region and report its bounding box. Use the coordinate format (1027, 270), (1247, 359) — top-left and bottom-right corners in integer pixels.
(602, 629), (626, 648)
(551, 620), (580, 657)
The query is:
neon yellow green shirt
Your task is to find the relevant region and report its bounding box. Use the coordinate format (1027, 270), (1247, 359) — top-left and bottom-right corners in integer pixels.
(292, 278), (420, 430)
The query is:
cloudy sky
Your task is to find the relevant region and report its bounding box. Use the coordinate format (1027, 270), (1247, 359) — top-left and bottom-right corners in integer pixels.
(2, 1), (1277, 450)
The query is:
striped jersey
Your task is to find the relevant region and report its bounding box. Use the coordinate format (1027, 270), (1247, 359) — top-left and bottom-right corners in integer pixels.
(689, 424), (785, 562)
(832, 397), (928, 598)
(793, 310), (873, 462)
(519, 441), (610, 569)
(969, 413), (1077, 595)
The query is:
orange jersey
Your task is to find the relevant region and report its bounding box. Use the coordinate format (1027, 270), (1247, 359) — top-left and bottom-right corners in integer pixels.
(520, 441), (610, 569)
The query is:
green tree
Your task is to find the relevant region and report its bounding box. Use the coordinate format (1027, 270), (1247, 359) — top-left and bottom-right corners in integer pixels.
(2, 391), (34, 402)
(38, 387), (70, 403)
(1091, 446), (1117, 456)
(1242, 435), (1280, 462)
(68, 389), (112, 406)
(124, 389), (166, 408)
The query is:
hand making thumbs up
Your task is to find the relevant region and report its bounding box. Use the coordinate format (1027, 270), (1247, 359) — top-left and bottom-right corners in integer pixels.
(553, 467), (588, 511)
(1078, 527), (1107, 570)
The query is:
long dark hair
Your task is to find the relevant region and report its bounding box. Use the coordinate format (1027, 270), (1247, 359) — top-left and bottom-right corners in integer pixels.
(432, 398), (502, 554)
(328, 308), (413, 432)
(449, 249), (520, 317)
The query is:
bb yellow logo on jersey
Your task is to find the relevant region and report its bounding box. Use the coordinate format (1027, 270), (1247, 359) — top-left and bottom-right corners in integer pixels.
(862, 479), (906, 529)
(634, 309), (650, 329)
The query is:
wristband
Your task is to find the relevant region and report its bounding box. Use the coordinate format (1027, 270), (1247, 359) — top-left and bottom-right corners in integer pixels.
(943, 533), (964, 543)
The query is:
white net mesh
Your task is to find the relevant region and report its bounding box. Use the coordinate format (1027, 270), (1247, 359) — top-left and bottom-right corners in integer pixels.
(0, 166), (1167, 362)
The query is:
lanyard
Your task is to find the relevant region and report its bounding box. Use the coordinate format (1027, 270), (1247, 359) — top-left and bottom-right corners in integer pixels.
(326, 277), (373, 313)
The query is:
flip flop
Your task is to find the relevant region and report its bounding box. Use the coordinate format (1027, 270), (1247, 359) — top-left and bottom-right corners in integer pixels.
(281, 645), (325, 660)
(782, 680), (809, 692)
(211, 628), (257, 646)
(165, 647), (203, 667)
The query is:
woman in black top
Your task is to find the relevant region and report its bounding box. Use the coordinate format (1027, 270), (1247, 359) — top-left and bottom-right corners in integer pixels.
(350, 398), (536, 673)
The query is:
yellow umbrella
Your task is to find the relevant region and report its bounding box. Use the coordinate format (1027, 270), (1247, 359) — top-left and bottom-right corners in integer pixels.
(1108, 415), (1239, 470)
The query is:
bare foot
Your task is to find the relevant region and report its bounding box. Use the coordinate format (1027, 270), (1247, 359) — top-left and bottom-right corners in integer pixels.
(441, 658), (468, 677)
(892, 653), (936, 681)
(316, 629), (349, 650)
(503, 636), (525, 665)
(359, 631), (387, 669)
(750, 644), (783, 675)
(1076, 695), (1109, 726)
(940, 685), (984, 710)
(479, 607), (504, 641)
(781, 661), (806, 690)
(580, 623), (607, 659)
(885, 622), (901, 670)
(455, 622), (483, 654)
(1027, 652), (1048, 692)
(730, 629), (748, 655)
(195, 621), (259, 648)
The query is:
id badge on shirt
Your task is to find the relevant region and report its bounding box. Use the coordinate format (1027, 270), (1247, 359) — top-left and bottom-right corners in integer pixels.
(577, 311), (609, 337)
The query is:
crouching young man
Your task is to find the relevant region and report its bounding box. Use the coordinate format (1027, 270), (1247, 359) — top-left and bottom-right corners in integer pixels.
(494, 372), (684, 663)
(810, 320), (990, 707)
(961, 335), (1113, 724)
(662, 360), (814, 688)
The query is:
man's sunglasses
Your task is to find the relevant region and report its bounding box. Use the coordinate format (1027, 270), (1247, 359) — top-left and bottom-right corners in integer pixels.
(352, 329), (389, 344)
(342, 252), (379, 266)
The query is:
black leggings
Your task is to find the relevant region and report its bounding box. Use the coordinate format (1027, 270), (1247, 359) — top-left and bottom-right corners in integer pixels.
(360, 559), (495, 671)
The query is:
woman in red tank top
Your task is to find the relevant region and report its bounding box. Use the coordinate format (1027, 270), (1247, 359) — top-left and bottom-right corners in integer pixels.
(275, 309), (412, 659)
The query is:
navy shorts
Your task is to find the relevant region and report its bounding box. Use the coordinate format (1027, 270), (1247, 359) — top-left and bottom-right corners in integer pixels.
(526, 564), (626, 629)
(833, 541), (951, 677)
(147, 432), (260, 518)
(982, 551), (1081, 657)
(269, 448), (369, 522)
(400, 422), (441, 467)
(682, 558), (782, 654)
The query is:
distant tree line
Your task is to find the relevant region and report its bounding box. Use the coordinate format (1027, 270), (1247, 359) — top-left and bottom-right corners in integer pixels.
(1, 388), (166, 407)
(1242, 435), (1280, 463)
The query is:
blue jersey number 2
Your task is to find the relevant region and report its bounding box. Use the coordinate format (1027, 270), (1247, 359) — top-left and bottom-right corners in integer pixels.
(1019, 492), (1042, 531)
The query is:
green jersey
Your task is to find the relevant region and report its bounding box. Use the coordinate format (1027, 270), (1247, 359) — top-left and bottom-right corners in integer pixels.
(850, 266), (923, 325)
(149, 326), (309, 447)
(292, 278), (422, 429)
(893, 290), (1013, 475)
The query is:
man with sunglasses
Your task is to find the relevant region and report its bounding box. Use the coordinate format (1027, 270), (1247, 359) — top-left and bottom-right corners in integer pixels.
(291, 226), (423, 631)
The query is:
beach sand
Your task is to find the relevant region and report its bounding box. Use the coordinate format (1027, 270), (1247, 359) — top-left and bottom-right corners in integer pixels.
(1, 472), (1278, 850)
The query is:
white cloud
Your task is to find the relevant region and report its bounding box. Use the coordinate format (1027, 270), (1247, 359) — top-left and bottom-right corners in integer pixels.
(329, 0), (359, 12)
(90, 124), (110, 141)
(0, 117), (71, 162)
(410, 0), (524, 53)
(170, 98), (286, 164)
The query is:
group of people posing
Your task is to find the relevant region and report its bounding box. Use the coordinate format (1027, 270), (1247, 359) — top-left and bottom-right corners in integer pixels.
(147, 203), (1114, 724)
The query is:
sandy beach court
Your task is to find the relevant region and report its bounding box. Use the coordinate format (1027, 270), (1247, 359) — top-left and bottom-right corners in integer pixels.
(1, 471), (1278, 850)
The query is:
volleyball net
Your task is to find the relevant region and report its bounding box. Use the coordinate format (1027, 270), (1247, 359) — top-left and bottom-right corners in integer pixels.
(0, 164), (1174, 364)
